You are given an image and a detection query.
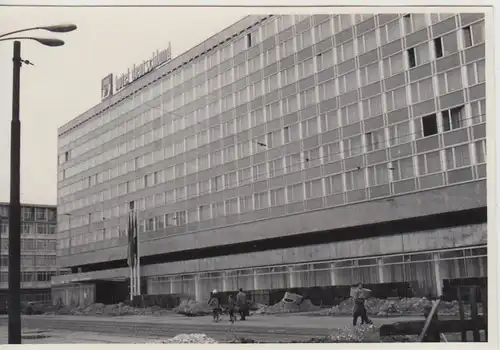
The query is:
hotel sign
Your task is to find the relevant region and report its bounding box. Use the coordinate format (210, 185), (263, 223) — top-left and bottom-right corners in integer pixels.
(114, 42), (172, 93)
(101, 74), (114, 100)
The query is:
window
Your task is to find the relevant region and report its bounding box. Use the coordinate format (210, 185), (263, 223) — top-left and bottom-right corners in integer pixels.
(316, 50), (334, 72)
(199, 205), (211, 221)
(335, 14), (352, 33)
(314, 19), (332, 41)
(466, 59), (485, 86)
(285, 153), (302, 173)
(357, 30), (377, 55)
(211, 202), (225, 218)
(211, 175), (224, 192)
(264, 49), (277, 66)
(225, 171), (238, 188)
(323, 142), (342, 162)
(252, 163), (267, 181)
(380, 19), (402, 45)
(470, 22), (485, 46)
(225, 198), (238, 215)
(250, 108), (266, 126)
(222, 120), (235, 136)
(325, 174), (343, 194)
(248, 55), (261, 74)
(302, 116), (319, 138)
(296, 29), (313, 50)
(343, 135), (363, 158)
(262, 19), (277, 40)
(238, 167), (252, 185)
(442, 106), (465, 131)
(303, 147), (321, 168)
(221, 69), (232, 86)
(279, 39), (295, 58)
(298, 58), (314, 79)
(199, 179), (210, 194)
(438, 68), (462, 95)
(305, 179), (323, 199)
(345, 169), (366, 190)
(278, 15), (294, 31)
(434, 37), (443, 58)
(239, 195), (253, 212)
(267, 130), (282, 148)
(385, 87), (407, 112)
(383, 52), (404, 77)
(391, 157), (415, 181)
(445, 145), (471, 169)
(475, 140), (486, 164)
(270, 187), (286, 206)
(365, 129), (385, 152)
(410, 78), (434, 103)
(238, 142), (251, 159)
(269, 158), (284, 177)
(340, 103), (360, 125)
(265, 101), (280, 120)
(283, 124), (300, 143)
(282, 95), (298, 114)
(362, 95), (383, 118)
(389, 121), (412, 145)
(281, 66), (297, 86)
(287, 183), (304, 202)
(339, 70), (358, 94)
(299, 88), (316, 109)
(264, 74), (279, 93)
(403, 13), (427, 34)
(246, 33), (252, 48)
(470, 99), (486, 124)
(337, 40), (354, 63)
(176, 187), (186, 201)
(407, 48), (416, 68)
(236, 114), (250, 132)
(254, 192), (269, 210)
(417, 151), (442, 175)
(368, 164), (390, 186)
(359, 62), (380, 86)
(318, 79), (336, 101)
(234, 88), (248, 106)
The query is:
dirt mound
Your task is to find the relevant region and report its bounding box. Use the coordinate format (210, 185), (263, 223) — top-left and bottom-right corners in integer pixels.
(173, 299), (212, 316)
(146, 333), (217, 344)
(255, 292), (321, 315)
(45, 302), (168, 317)
(324, 297), (475, 317)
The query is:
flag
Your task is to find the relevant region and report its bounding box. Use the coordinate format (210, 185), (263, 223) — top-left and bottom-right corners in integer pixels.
(127, 212), (135, 267)
(133, 211), (138, 262)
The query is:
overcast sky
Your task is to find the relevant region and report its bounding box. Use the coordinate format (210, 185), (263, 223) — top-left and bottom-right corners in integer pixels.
(0, 4), (250, 205)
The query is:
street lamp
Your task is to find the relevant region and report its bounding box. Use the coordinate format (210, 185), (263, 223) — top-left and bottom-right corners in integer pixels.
(0, 23), (77, 345)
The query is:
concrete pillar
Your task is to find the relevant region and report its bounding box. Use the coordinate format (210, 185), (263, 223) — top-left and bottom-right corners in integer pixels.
(169, 277), (174, 294)
(329, 263), (336, 286)
(432, 253), (443, 297)
(194, 274), (201, 301)
(221, 272), (228, 292)
(377, 258), (385, 283)
(288, 266), (296, 288)
(478, 256), (486, 277)
(253, 269), (259, 290)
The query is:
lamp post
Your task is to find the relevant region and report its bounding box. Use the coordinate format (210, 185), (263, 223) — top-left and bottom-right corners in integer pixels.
(0, 23), (77, 344)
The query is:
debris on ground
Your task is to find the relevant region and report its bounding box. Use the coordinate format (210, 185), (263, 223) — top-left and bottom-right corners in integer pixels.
(255, 292), (321, 315)
(322, 297), (481, 317)
(145, 334), (217, 344)
(173, 299), (213, 317)
(44, 302), (169, 317)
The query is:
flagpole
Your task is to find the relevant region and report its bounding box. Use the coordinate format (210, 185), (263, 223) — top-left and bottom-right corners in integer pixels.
(135, 210), (140, 295)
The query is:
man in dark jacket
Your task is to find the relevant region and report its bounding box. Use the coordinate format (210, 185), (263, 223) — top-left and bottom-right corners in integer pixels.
(352, 283), (370, 326)
(227, 295), (236, 323)
(236, 288), (248, 321)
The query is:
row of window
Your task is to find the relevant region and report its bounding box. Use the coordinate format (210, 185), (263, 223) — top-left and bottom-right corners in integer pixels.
(0, 238), (57, 252)
(59, 98), (485, 209)
(0, 222), (57, 235)
(0, 255), (57, 267)
(0, 271), (58, 283)
(0, 206), (57, 221)
(59, 12), (471, 151)
(61, 13), (483, 171)
(59, 138), (486, 233)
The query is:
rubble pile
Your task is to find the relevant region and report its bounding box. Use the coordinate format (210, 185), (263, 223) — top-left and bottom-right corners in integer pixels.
(45, 302), (168, 317)
(146, 334), (218, 344)
(173, 299), (212, 317)
(324, 297), (471, 317)
(255, 292), (321, 315)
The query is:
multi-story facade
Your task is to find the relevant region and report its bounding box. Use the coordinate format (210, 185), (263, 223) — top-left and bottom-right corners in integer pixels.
(0, 202), (66, 304)
(53, 13), (487, 304)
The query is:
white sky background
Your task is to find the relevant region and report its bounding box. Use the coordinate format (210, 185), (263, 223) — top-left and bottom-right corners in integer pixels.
(0, 3), (250, 205)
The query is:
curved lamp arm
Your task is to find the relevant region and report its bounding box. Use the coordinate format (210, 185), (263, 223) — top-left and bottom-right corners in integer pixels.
(0, 37), (65, 47)
(0, 24), (77, 39)
(0, 27), (42, 39)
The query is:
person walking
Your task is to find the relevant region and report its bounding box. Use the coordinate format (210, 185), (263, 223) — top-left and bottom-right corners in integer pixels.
(352, 283), (371, 326)
(227, 294), (237, 323)
(236, 288), (248, 321)
(208, 289), (221, 322)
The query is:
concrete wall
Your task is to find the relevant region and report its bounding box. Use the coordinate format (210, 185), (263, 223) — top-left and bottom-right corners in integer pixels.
(57, 181), (487, 268)
(52, 222), (486, 285)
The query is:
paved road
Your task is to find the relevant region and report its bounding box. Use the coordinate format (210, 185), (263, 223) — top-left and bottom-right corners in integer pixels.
(0, 313), (423, 343)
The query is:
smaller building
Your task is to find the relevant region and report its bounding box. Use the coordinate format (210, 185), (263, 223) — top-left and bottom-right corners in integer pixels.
(0, 202), (69, 308)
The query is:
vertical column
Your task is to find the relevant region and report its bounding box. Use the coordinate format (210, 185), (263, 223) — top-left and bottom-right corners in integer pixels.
(288, 266), (296, 288)
(432, 252), (443, 297)
(221, 272), (228, 292)
(253, 269), (259, 291)
(169, 277), (174, 295)
(194, 274), (201, 301)
(329, 263), (336, 286)
(377, 258), (385, 284)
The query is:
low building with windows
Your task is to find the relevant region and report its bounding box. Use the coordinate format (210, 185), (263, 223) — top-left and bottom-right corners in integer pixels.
(53, 13), (487, 305)
(0, 202), (68, 307)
